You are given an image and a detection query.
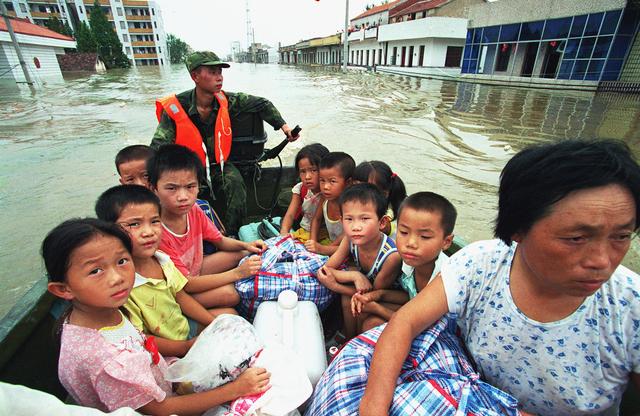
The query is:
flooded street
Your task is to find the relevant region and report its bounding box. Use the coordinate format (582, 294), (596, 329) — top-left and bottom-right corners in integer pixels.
(1, 63), (639, 318)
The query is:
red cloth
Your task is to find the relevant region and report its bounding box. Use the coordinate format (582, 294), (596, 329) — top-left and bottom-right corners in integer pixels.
(159, 204), (222, 277)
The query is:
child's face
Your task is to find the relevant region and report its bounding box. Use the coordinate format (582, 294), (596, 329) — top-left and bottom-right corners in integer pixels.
(396, 207), (453, 268)
(342, 200), (383, 246)
(53, 234), (135, 310)
(319, 166), (349, 201)
(118, 159), (151, 189)
(298, 157), (320, 193)
(117, 202), (162, 260)
(154, 169), (199, 217)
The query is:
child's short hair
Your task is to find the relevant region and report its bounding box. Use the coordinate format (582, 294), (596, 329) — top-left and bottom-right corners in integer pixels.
(95, 185), (161, 223)
(399, 192), (457, 236)
(339, 183), (387, 219)
(115, 145), (155, 174)
(319, 151), (355, 179)
(42, 218), (132, 283)
(147, 144), (203, 186)
(295, 143), (330, 172)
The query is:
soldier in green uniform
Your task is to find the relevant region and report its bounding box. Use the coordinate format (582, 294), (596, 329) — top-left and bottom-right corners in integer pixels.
(151, 51), (298, 235)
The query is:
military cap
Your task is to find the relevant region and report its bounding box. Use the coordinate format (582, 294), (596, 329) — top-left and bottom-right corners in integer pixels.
(185, 51), (230, 72)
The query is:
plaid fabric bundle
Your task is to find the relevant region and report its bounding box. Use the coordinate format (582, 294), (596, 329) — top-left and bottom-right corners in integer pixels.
(235, 235), (335, 319)
(305, 316), (519, 416)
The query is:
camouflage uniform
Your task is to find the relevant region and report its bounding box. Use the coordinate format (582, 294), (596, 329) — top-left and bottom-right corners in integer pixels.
(151, 88), (286, 234)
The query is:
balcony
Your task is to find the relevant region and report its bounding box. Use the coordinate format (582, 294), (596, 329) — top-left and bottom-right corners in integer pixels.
(134, 53), (157, 59)
(124, 0), (149, 6)
(132, 41), (155, 46)
(378, 17), (467, 42)
(126, 14), (151, 21)
(83, 0), (110, 5)
(27, 0), (58, 4)
(128, 27), (153, 34)
(31, 11), (60, 19)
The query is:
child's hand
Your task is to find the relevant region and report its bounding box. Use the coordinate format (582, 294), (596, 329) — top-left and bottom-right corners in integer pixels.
(351, 293), (366, 316)
(246, 240), (266, 254)
(317, 266), (337, 289)
(351, 291), (380, 316)
(305, 239), (318, 253)
(354, 274), (373, 294)
(234, 367), (271, 396)
(236, 255), (261, 278)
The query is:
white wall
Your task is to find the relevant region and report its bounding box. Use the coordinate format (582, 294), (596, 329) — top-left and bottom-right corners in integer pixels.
(0, 42), (65, 82)
(385, 37), (464, 67)
(348, 38), (382, 65)
(378, 16), (467, 42)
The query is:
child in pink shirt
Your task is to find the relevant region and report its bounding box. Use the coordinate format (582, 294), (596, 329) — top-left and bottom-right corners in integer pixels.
(43, 218), (270, 414)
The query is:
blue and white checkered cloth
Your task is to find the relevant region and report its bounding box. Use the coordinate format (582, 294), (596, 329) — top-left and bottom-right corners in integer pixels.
(305, 316), (519, 416)
(235, 235), (335, 319)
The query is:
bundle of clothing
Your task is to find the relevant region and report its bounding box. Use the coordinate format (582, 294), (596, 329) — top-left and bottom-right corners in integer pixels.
(305, 316), (520, 416)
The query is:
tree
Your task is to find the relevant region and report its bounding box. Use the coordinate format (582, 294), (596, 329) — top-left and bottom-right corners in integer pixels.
(75, 21), (97, 53)
(167, 33), (192, 64)
(45, 16), (73, 37)
(89, 0), (130, 68)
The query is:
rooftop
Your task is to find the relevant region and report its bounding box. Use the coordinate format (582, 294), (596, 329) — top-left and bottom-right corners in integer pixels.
(0, 17), (74, 41)
(389, 0), (449, 18)
(352, 0), (401, 21)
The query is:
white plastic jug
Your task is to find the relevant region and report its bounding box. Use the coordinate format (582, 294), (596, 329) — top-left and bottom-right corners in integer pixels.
(252, 290), (328, 387)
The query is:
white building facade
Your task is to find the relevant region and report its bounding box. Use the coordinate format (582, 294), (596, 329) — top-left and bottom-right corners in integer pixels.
(2, 0), (168, 66)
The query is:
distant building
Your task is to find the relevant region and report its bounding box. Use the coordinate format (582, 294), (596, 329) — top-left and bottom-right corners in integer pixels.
(459, 0), (640, 90)
(2, 0), (168, 67)
(0, 16), (76, 82)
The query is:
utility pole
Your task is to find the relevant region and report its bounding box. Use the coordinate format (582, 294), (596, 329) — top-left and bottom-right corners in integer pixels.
(342, 0), (349, 71)
(0, 2), (35, 86)
(245, 0), (252, 62)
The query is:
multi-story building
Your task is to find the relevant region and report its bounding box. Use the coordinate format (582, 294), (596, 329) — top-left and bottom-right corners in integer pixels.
(459, 0), (640, 90)
(2, 0), (168, 66)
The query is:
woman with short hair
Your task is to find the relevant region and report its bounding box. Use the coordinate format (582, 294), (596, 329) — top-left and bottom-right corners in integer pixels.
(360, 139), (640, 416)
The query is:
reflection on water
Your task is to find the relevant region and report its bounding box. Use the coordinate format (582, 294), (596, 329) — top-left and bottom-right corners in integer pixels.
(1, 64), (639, 317)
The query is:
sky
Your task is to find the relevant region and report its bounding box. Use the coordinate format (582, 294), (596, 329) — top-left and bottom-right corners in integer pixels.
(153, 0), (376, 56)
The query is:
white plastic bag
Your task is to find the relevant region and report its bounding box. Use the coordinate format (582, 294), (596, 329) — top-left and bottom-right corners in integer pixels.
(166, 314), (262, 392)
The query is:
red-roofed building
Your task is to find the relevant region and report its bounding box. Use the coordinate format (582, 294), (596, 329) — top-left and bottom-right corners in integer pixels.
(350, 1), (401, 30)
(0, 17), (76, 83)
(388, 0), (450, 23)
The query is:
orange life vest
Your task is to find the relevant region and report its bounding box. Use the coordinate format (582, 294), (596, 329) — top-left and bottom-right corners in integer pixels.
(155, 92), (232, 167)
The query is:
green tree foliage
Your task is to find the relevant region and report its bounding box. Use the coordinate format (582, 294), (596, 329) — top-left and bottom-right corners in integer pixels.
(75, 21), (97, 53)
(167, 33), (192, 64)
(45, 16), (73, 37)
(88, 0), (130, 68)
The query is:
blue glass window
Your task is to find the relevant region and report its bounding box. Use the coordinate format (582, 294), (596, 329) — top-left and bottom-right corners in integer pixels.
(601, 59), (623, 81)
(563, 39), (580, 59)
(520, 20), (544, 41)
(592, 36), (612, 59)
(543, 17), (571, 39)
(500, 23), (520, 42)
(471, 45), (480, 60)
(584, 12), (604, 36)
(585, 59), (604, 80)
(466, 29), (473, 44)
(473, 28), (483, 43)
(600, 10), (622, 35)
(571, 60), (588, 80)
(557, 60), (574, 79)
(462, 59), (471, 73)
(618, 8), (639, 35)
(577, 37), (596, 59)
(609, 35), (631, 59)
(570, 15), (587, 37)
(482, 26), (500, 43)
(468, 59), (478, 74)
(463, 45), (472, 59)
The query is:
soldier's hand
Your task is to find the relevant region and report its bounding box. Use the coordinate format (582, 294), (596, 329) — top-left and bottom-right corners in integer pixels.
(281, 124), (300, 142)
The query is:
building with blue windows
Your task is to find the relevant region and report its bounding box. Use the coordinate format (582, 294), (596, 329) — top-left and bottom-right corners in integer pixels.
(460, 0), (640, 90)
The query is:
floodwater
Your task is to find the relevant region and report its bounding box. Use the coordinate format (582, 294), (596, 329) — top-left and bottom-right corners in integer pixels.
(1, 63), (639, 318)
